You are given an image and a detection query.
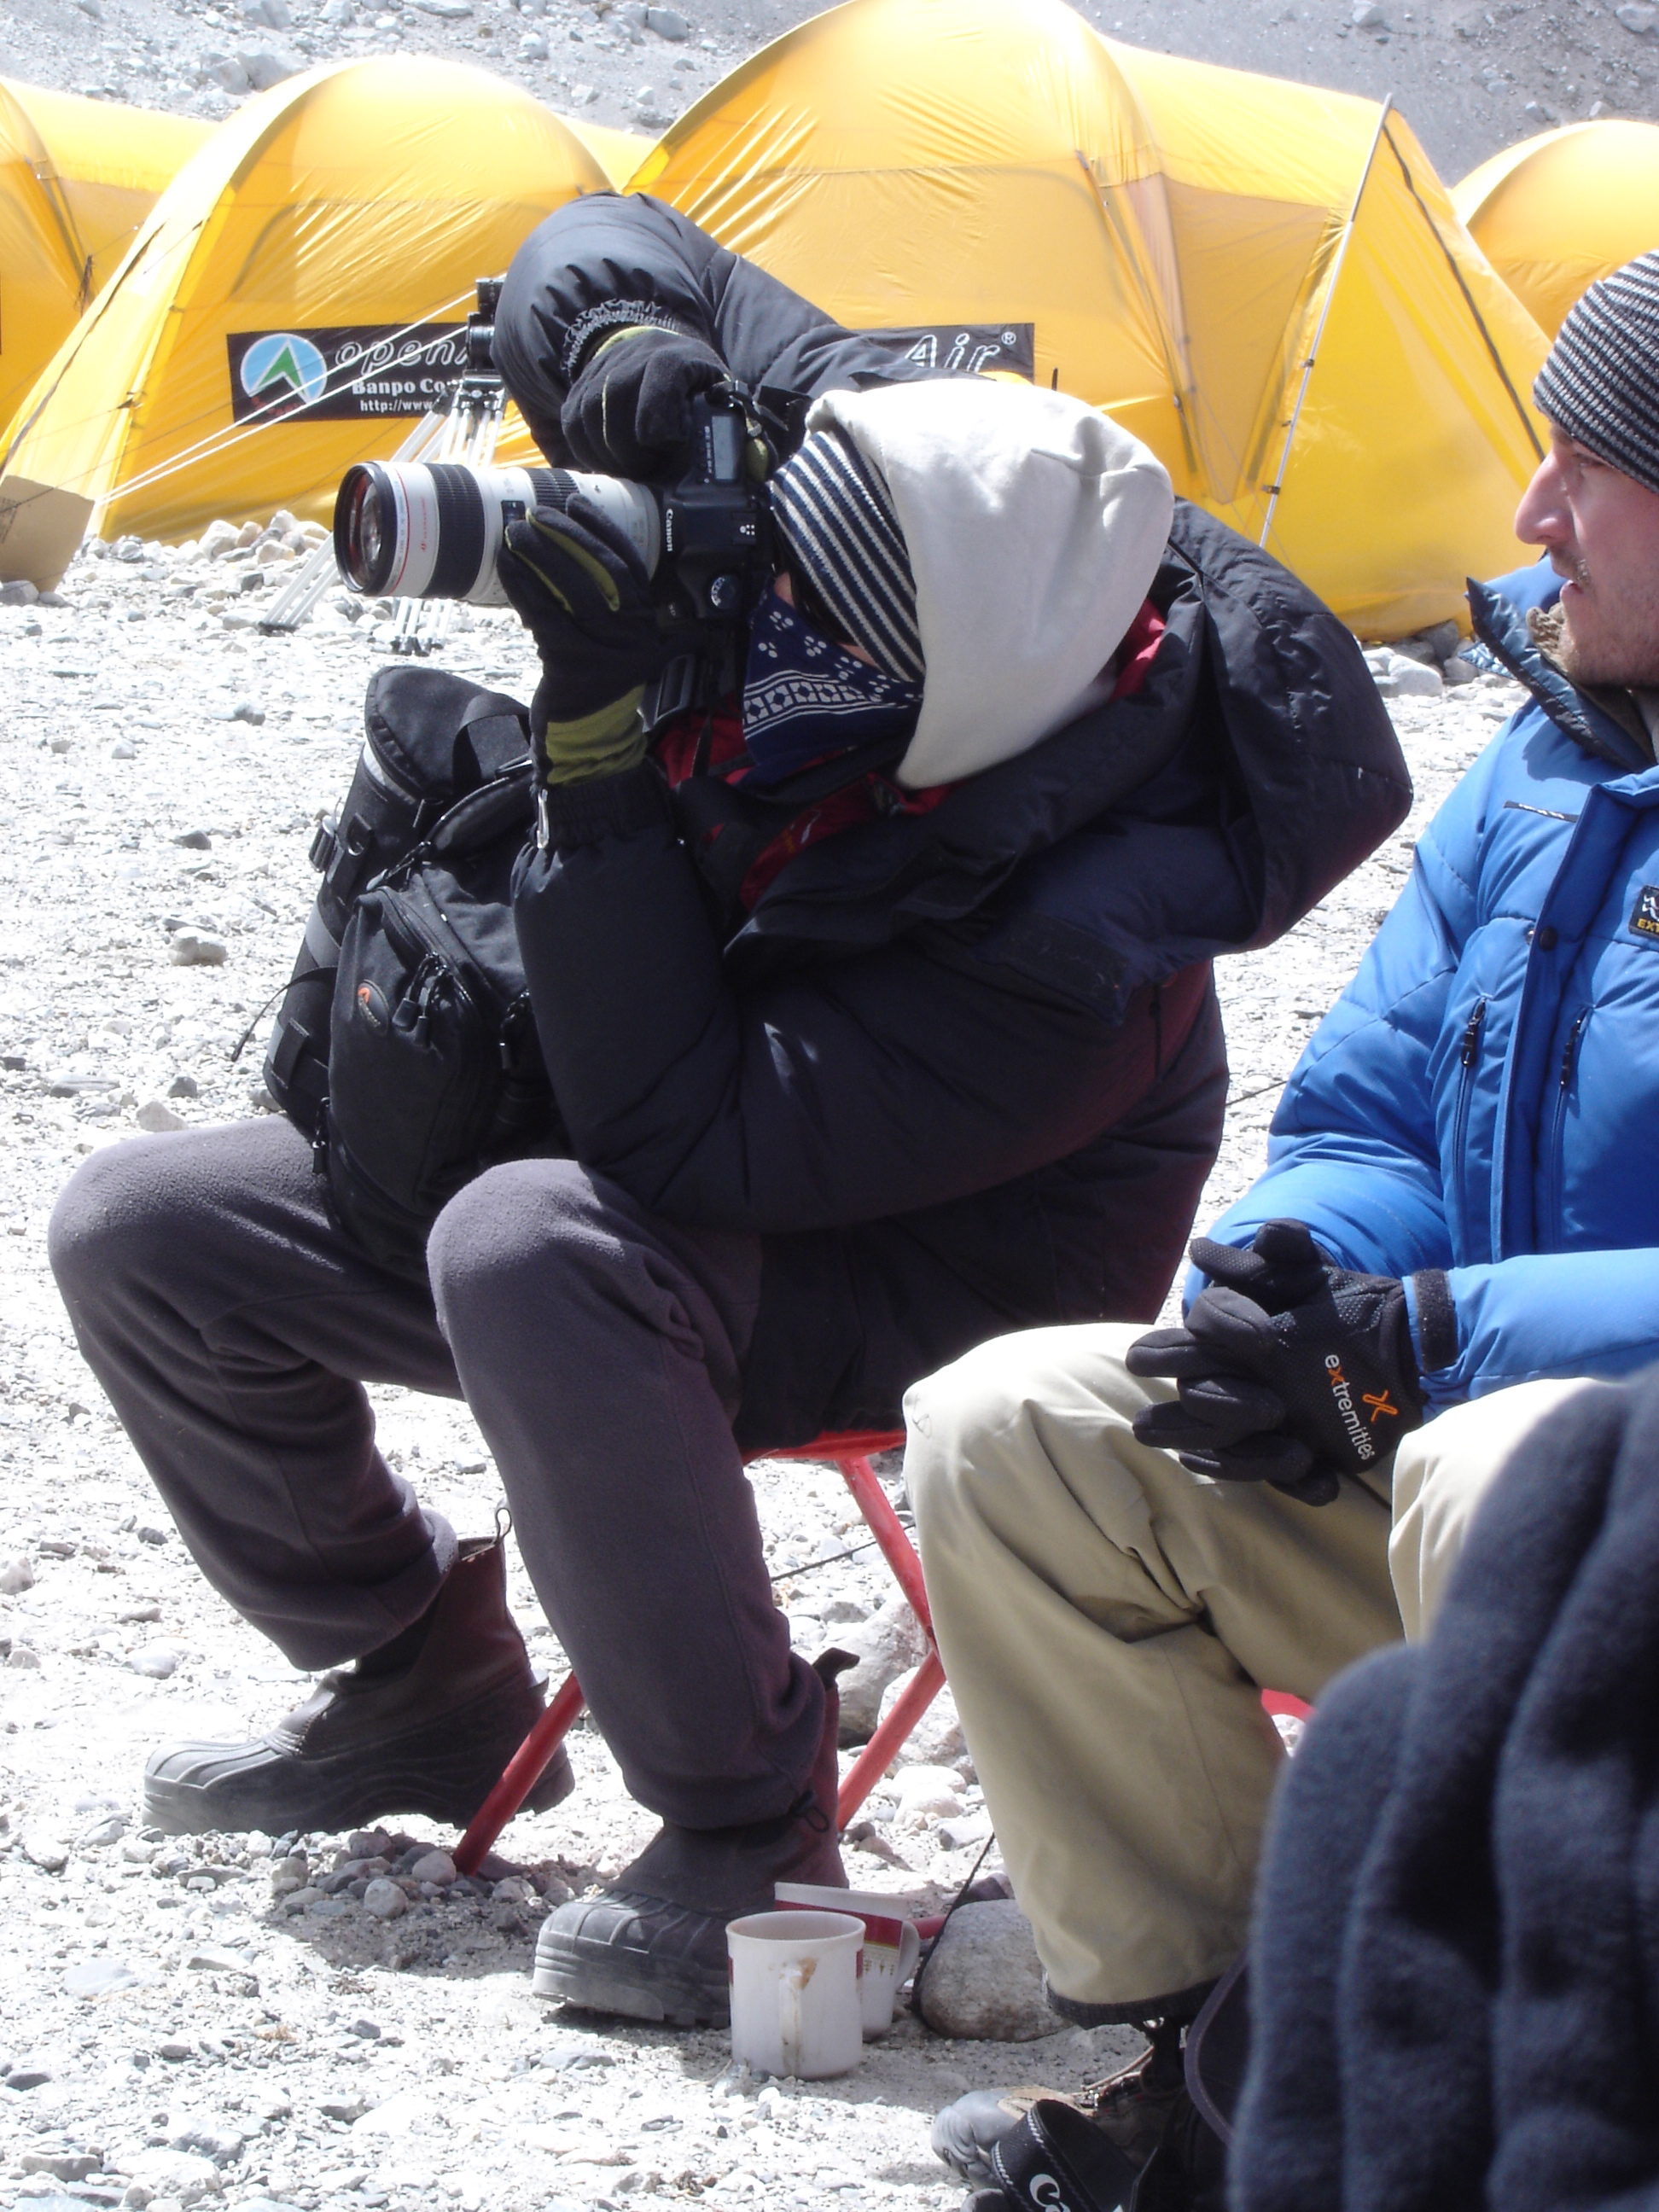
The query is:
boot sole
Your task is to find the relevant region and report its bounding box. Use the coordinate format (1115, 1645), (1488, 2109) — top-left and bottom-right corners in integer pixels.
(144, 1685), (575, 1837)
(532, 1947), (730, 2029)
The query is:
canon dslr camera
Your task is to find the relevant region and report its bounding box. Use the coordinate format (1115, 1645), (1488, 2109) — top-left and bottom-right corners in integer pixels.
(334, 387), (772, 627)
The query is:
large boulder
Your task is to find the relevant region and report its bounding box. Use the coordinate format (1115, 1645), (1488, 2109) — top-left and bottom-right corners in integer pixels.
(918, 1900), (1062, 2041)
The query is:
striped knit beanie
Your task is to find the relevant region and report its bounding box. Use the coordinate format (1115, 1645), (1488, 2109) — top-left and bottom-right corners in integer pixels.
(766, 427), (924, 681)
(1534, 251), (1659, 496)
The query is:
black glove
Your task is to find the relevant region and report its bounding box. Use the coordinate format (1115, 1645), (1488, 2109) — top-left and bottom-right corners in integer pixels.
(496, 495), (674, 784)
(1186, 1216), (1332, 1315)
(1126, 1221), (1424, 1507)
(560, 324), (728, 476)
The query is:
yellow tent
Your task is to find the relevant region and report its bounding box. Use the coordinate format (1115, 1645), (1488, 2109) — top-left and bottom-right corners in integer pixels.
(0, 56), (608, 565)
(0, 79), (207, 439)
(564, 117), (653, 189)
(634, 0), (1548, 636)
(1453, 121), (1659, 337)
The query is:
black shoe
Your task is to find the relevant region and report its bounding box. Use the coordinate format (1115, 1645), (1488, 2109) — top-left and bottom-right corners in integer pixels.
(143, 1534), (574, 1836)
(1087, 2019), (1190, 2169)
(533, 1650), (853, 2027)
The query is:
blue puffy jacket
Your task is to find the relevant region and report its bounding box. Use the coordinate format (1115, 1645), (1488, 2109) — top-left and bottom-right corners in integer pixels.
(1206, 577), (1659, 1410)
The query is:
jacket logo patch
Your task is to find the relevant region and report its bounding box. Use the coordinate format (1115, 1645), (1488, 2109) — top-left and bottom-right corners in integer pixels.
(1631, 885), (1659, 940)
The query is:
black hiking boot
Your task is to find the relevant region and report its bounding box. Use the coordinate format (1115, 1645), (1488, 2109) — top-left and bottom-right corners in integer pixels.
(143, 1533), (574, 1836)
(532, 1650), (853, 2027)
(1087, 2018), (1190, 2168)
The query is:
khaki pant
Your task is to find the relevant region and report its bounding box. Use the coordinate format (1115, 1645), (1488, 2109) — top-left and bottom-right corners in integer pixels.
(905, 1323), (1593, 2013)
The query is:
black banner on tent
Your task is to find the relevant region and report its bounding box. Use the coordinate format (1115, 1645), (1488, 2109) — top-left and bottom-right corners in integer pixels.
(226, 324), (468, 423)
(856, 323), (1035, 379)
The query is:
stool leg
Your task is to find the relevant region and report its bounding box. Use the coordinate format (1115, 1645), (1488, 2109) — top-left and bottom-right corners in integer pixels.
(832, 1452), (947, 1831)
(836, 1648), (947, 1830)
(837, 1453), (934, 1634)
(454, 1672), (586, 1876)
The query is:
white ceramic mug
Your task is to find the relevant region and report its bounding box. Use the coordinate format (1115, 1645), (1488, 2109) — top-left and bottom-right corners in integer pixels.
(726, 1910), (864, 2080)
(774, 1882), (923, 2037)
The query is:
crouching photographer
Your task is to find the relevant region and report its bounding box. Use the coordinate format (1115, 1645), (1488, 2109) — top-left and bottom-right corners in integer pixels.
(47, 191), (1409, 2029)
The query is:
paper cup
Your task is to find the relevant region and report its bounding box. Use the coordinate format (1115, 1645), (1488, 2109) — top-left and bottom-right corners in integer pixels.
(726, 1910), (864, 2080)
(774, 1882), (923, 2037)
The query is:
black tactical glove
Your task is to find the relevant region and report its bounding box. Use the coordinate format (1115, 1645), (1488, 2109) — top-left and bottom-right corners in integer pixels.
(1126, 1220), (1424, 1507)
(1186, 1216), (1332, 1315)
(560, 323), (728, 476)
(497, 495), (675, 784)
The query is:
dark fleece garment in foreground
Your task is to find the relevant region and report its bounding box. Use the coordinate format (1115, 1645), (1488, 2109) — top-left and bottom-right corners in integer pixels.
(1232, 1369), (1659, 2212)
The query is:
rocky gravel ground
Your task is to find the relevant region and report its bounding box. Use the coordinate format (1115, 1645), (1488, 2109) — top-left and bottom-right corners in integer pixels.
(0, 527), (1522, 2209)
(4, 0), (1656, 187)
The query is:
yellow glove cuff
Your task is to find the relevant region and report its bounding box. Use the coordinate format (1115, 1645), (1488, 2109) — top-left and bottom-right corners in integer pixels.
(540, 686), (648, 785)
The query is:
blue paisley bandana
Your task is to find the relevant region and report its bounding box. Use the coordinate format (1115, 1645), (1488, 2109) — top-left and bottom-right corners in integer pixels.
(739, 590), (922, 789)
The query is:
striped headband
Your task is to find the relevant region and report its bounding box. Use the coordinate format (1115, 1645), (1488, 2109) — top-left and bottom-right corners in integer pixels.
(766, 426), (924, 682)
(1534, 251), (1659, 498)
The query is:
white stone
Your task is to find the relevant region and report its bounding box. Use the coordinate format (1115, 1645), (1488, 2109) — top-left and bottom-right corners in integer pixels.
(892, 1764), (963, 1820)
(128, 2152), (223, 2208)
(877, 1668), (968, 1766)
(835, 1592), (927, 1743)
(362, 1877), (407, 1919)
(137, 1100), (189, 1133)
(237, 51), (299, 89)
(1389, 658), (1443, 698)
(129, 1642), (183, 1678)
(168, 934), (229, 968)
(0, 1554), (35, 1594)
(409, 1848), (457, 1885)
(647, 5), (689, 33)
(938, 1813), (994, 1852)
(518, 30), (549, 55)
(1616, 2), (1656, 32)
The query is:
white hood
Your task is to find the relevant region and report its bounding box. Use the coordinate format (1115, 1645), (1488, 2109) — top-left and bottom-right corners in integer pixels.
(803, 379), (1174, 790)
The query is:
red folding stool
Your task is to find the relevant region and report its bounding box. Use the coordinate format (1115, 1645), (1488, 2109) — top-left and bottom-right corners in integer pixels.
(453, 1429), (945, 1876)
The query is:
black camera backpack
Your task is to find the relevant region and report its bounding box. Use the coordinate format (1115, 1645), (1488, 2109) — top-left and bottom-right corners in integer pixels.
(264, 665), (562, 1275)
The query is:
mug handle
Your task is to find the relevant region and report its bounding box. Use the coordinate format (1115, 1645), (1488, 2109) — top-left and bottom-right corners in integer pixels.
(898, 1921), (921, 1979)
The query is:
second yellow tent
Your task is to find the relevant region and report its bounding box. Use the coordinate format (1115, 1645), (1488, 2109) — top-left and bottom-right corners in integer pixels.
(1454, 120), (1659, 337)
(634, 0), (1548, 637)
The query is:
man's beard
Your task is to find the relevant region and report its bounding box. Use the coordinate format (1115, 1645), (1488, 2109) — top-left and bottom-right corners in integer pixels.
(1555, 564), (1659, 690)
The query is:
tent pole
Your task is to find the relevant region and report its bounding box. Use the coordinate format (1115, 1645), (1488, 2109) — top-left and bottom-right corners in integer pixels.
(1258, 94), (1393, 554)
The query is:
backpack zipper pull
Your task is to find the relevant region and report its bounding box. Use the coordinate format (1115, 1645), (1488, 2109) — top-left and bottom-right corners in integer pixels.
(411, 960), (445, 1050)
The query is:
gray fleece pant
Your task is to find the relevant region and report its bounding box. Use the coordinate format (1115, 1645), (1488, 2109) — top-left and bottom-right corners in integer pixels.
(48, 1118), (824, 1829)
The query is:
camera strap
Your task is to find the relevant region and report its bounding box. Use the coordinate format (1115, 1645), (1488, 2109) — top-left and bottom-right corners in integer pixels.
(641, 653), (708, 737)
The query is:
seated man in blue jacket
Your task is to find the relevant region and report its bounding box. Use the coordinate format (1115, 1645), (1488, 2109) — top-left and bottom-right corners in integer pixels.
(47, 195), (1406, 2029)
(909, 251), (1659, 2163)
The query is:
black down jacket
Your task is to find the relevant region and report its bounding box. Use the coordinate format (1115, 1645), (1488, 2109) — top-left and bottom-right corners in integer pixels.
(498, 197), (1413, 1447)
(493, 190), (954, 458)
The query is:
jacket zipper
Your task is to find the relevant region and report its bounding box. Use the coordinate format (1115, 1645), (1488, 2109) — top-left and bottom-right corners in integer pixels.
(1545, 1008), (1589, 1250)
(1449, 997), (1487, 1249)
